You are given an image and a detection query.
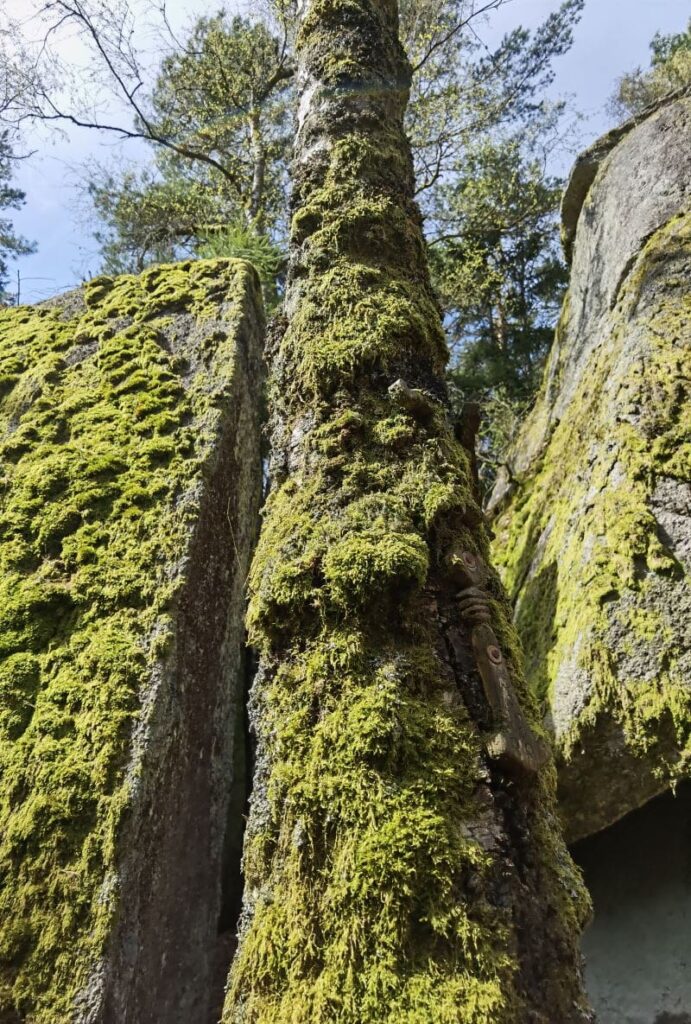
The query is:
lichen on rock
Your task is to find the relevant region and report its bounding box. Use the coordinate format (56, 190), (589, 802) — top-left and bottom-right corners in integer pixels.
(0, 259), (264, 1022)
(490, 92), (691, 842)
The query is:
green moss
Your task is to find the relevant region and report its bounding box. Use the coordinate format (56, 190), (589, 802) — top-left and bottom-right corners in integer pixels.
(230, 391), (588, 1017)
(493, 211), (691, 777)
(231, 632), (519, 1024)
(0, 258), (262, 1021)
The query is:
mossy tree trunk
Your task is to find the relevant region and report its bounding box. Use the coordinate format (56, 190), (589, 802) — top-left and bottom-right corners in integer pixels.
(223, 0), (592, 1020)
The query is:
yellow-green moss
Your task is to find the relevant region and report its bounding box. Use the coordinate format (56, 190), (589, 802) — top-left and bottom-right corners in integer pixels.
(493, 212), (691, 784)
(0, 258), (261, 1021)
(282, 139), (446, 402)
(232, 396), (590, 1021)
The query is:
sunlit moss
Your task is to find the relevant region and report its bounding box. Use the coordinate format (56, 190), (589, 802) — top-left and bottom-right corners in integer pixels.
(0, 258), (262, 1020)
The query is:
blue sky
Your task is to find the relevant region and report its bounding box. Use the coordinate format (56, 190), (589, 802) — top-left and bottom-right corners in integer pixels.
(6, 0), (690, 303)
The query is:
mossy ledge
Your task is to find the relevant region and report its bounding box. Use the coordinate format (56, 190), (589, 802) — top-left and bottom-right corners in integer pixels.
(490, 97), (691, 842)
(222, 0), (591, 1021)
(0, 259), (264, 1022)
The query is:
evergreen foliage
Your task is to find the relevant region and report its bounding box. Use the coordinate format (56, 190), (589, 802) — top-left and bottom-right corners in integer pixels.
(0, 130), (35, 304)
(86, 13), (292, 272)
(406, 0), (583, 488)
(430, 135), (567, 402)
(429, 130), (568, 489)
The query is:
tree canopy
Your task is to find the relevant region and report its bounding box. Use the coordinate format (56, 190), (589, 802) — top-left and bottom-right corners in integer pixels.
(0, 130), (35, 305)
(406, 0), (582, 486)
(1, 0), (584, 473)
(86, 12), (292, 274)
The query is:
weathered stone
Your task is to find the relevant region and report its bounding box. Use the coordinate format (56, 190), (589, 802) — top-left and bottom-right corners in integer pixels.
(559, 86), (691, 264)
(573, 782), (691, 1024)
(490, 92), (691, 842)
(0, 260), (264, 1023)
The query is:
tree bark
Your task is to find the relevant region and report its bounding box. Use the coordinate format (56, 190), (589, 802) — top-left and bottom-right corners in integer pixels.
(223, 0), (592, 1020)
(248, 107), (267, 232)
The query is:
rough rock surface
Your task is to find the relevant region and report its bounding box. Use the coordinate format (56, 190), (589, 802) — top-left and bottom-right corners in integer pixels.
(489, 92), (691, 842)
(573, 783), (691, 1024)
(0, 260), (264, 1022)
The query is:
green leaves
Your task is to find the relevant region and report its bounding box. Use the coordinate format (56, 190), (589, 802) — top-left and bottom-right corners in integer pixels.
(397, 2), (582, 493)
(610, 17), (691, 119)
(402, 0), (583, 204)
(197, 222), (284, 307)
(430, 131), (568, 490)
(86, 13), (292, 275)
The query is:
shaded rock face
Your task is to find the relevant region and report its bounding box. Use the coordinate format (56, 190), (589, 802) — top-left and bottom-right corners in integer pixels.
(490, 92), (691, 843)
(0, 260), (264, 1023)
(573, 783), (691, 1024)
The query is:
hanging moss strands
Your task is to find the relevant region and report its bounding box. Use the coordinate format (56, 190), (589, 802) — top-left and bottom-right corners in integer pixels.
(223, 0), (592, 1021)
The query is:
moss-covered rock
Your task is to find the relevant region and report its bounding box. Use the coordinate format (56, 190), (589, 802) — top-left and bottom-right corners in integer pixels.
(0, 259), (264, 1022)
(222, 0), (592, 1021)
(490, 93), (691, 842)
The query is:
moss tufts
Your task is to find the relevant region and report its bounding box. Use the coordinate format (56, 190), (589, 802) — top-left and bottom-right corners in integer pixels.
(0, 258), (262, 1021)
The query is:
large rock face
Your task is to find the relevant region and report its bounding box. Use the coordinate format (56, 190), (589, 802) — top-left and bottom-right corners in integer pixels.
(489, 91), (691, 843)
(0, 260), (264, 1023)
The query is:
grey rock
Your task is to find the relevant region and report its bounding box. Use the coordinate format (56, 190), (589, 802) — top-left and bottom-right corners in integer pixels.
(490, 92), (691, 842)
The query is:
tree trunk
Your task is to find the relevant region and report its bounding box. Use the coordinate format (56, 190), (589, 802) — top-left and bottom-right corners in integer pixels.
(223, 0), (592, 1020)
(248, 108), (267, 233)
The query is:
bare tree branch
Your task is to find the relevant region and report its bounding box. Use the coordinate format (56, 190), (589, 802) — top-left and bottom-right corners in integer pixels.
(410, 0), (508, 75)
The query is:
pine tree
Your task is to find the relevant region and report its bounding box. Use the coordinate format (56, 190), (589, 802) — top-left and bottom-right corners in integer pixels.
(610, 18), (691, 119)
(0, 131), (35, 304)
